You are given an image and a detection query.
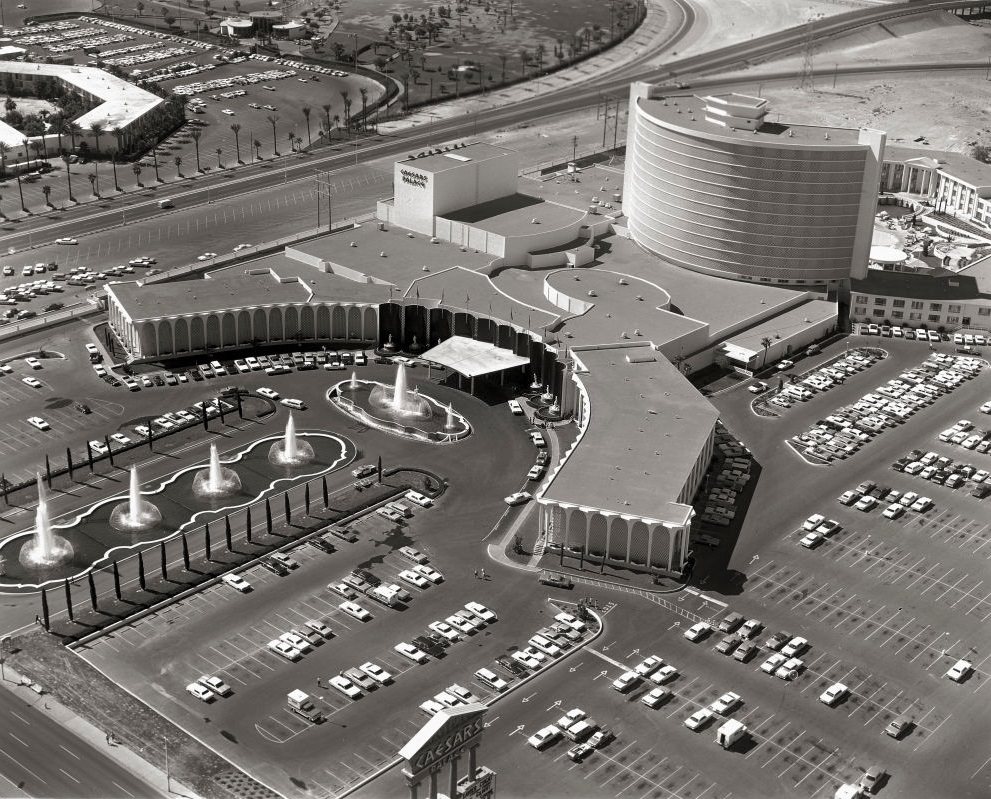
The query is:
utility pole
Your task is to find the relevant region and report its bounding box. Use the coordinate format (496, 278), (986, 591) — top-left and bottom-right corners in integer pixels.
(602, 97), (610, 148)
(798, 12), (816, 92)
(572, 135), (578, 162)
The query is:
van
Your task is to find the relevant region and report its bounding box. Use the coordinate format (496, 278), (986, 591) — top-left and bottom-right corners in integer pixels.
(157, 199), (174, 209)
(715, 719), (746, 749)
(281, 398), (305, 410)
(564, 720), (596, 743)
(386, 502), (413, 518)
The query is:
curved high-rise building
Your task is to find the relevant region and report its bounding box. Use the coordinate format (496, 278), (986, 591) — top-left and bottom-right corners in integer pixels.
(622, 83), (885, 285)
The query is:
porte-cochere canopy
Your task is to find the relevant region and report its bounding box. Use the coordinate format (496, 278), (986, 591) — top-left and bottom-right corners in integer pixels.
(419, 335), (530, 378)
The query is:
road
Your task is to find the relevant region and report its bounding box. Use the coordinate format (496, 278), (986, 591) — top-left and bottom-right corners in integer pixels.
(0, 0), (983, 257)
(0, 681), (165, 798)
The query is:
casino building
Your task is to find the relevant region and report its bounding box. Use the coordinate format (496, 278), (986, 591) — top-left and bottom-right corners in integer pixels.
(622, 83), (885, 286)
(105, 139), (839, 578)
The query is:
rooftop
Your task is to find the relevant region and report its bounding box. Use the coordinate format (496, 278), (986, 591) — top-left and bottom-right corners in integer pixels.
(720, 299), (838, 357)
(0, 62), (163, 139)
(852, 262), (991, 301)
(883, 145), (991, 189)
(540, 346), (719, 526)
(399, 142), (514, 174)
(286, 224), (494, 288)
(640, 95), (864, 147)
(704, 92), (768, 110)
(440, 194), (586, 237)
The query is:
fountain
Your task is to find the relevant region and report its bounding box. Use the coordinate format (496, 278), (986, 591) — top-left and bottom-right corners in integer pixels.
(109, 465), (162, 531)
(368, 362), (432, 419)
(192, 443), (243, 498)
(19, 474), (73, 568)
(445, 403), (457, 431)
(348, 371), (360, 390)
(268, 412), (315, 466)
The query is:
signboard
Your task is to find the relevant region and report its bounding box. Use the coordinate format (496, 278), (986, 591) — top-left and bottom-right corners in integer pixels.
(457, 766), (495, 799)
(400, 704), (486, 784)
(400, 168), (429, 189)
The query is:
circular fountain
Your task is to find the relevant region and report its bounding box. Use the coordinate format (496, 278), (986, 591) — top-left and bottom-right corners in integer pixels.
(109, 465), (162, 531)
(368, 362), (432, 420)
(192, 443), (242, 499)
(19, 475), (73, 568)
(329, 362), (471, 443)
(268, 412), (315, 466)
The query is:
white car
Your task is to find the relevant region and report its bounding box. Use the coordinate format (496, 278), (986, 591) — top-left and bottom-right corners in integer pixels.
(611, 671), (640, 692)
(508, 399), (524, 415)
(946, 659), (972, 682)
(198, 675), (232, 696)
(684, 622), (711, 642)
(221, 109), (235, 115)
(55, 237), (78, 245)
(394, 642), (429, 663)
(110, 433), (132, 445)
(359, 662), (392, 685)
(709, 691), (741, 715)
(304, 619), (333, 638)
(474, 667), (509, 691)
(760, 653), (786, 675)
(910, 496), (934, 512)
(650, 664), (678, 684)
(26, 416), (50, 431)
(504, 491), (531, 506)
(22, 377), (42, 388)
(527, 725), (561, 750)
(428, 621), (461, 642)
(511, 649), (543, 669)
(465, 602), (497, 623)
(221, 573), (251, 592)
(882, 503), (904, 520)
(854, 495), (878, 512)
(257, 387), (280, 400)
(398, 569), (430, 589)
(837, 490), (860, 506)
(775, 657), (804, 681)
(186, 682), (214, 701)
(819, 683), (849, 706)
(267, 639), (301, 661)
(554, 612), (586, 632)
(800, 532), (823, 549)
(413, 564), (443, 584)
(280, 631), (311, 653)
(529, 634), (562, 657)
(684, 707), (715, 731)
(802, 513), (825, 531)
(642, 687), (671, 708)
(339, 601), (372, 621)
(329, 674), (362, 699)
(447, 615), (476, 636)
(781, 637), (808, 657)
(634, 655), (664, 677)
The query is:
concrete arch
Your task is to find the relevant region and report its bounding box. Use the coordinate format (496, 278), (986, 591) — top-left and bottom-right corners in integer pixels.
(237, 310), (252, 344)
(651, 526), (673, 569)
(157, 320), (173, 356)
(190, 316), (205, 351)
(221, 312), (236, 347)
(332, 305), (347, 340)
(563, 508), (583, 552)
(363, 306), (377, 340)
(269, 307), (284, 341)
(629, 520), (650, 565)
(300, 305), (315, 339)
(253, 308), (267, 342)
(284, 306), (299, 340)
(206, 315), (221, 348)
(317, 305), (331, 338)
(587, 513), (607, 558)
(347, 306), (362, 340)
(138, 321), (157, 356)
(174, 317), (189, 353)
(607, 516), (628, 561)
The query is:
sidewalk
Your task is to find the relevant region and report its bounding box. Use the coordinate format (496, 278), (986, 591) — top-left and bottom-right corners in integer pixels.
(0, 661), (199, 799)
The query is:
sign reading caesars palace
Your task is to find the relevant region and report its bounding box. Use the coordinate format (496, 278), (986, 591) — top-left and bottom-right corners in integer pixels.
(411, 714), (483, 772)
(399, 704), (492, 798)
(400, 168), (429, 188)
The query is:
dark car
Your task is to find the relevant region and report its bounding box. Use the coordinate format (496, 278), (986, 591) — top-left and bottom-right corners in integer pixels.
(351, 568), (380, 587)
(74, 402), (92, 414)
(765, 631), (791, 651)
(496, 655), (529, 678)
(153, 375), (165, 386)
(715, 634), (743, 655)
(413, 635), (445, 658)
(538, 571), (573, 589)
(261, 558), (289, 576)
(424, 632), (451, 650)
(44, 302), (64, 312)
(971, 485), (991, 499)
(309, 535), (336, 553)
(191, 371), (204, 381)
(329, 526), (358, 543)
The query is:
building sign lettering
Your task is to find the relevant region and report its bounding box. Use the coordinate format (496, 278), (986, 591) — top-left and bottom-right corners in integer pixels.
(400, 168), (428, 188)
(411, 718), (483, 773)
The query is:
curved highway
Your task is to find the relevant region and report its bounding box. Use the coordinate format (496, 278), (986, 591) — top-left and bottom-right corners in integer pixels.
(0, 0), (983, 254)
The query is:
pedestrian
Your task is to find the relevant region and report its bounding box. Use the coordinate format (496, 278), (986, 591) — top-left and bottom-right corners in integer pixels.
(480, 568), (486, 580)
(106, 732), (111, 745)
(473, 569), (478, 579)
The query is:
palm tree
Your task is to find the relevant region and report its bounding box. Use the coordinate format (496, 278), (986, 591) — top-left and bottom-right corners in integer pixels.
(151, 147), (160, 182)
(191, 129), (202, 172)
(62, 154), (74, 202)
(340, 90), (350, 135)
(131, 162), (142, 187)
(0, 142), (9, 178)
(519, 48), (528, 77)
(301, 106), (312, 146)
(321, 103), (332, 134)
(230, 123), (242, 163)
(51, 114), (64, 154)
(216, 147), (223, 169)
(41, 184), (52, 208)
(359, 88), (368, 132)
(252, 139), (261, 162)
(22, 139), (30, 170)
(266, 114), (279, 156)
(30, 141), (43, 166)
(332, 114), (340, 135)
(65, 121), (81, 152)
(89, 122), (105, 156)
(136, 0), (144, 13)
(760, 336), (774, 369)
(14, 173), (24, 213)
(88, 172), (98, 197)
(111, 126), (123, 156)
(174, 155), (183, 178)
